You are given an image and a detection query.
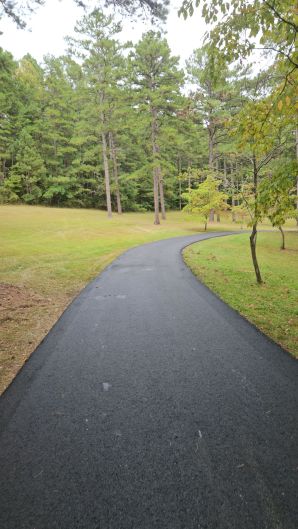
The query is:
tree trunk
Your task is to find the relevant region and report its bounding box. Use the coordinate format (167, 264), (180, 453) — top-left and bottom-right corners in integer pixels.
(295, 129), (298, 226)
(250, 223), (262, 284)
(151, 106), (160, 225)
(250, 155), (262, 283)
(157, 167), (166, 220)
(109, 132), (122, 214)
(179, 179), (182, 211)
(153, 168), (160, 225)
(223, 157), (227, 189)
(208, 121), (214, 169)
(100, 94), (112, 218)
(178, 155), (182, 211)
(216, 213), (220, 222)
(231, 162), (236, 222)
(204, 219), (207, 231)
(208, 99), (215, 223)
(101, 130), (112, 218)
(279, 226), (285, 250)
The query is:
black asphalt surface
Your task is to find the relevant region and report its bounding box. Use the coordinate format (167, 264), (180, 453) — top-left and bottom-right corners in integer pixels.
(1, 232), (298, 529)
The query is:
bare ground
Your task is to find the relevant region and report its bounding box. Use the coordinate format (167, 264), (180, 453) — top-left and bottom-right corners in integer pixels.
(0, 283), (70, 394)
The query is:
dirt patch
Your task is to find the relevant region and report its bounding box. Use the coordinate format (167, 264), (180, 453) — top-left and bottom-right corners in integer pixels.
(0, 283), (70, 394)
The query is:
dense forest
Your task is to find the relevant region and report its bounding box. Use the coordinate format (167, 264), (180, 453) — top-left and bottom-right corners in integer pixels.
(0, 2), (297, 247)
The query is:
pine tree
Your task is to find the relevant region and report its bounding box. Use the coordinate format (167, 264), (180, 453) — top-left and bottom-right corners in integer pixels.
(8, 128), (46, 203)
(130, 31), (184, 224)
(69, 9), (128, 217)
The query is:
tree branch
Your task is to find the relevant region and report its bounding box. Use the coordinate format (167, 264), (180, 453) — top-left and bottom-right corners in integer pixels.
(263, 1), (298, 33)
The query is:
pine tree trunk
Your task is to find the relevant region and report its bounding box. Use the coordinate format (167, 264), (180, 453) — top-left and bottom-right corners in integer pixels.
(178, 155), (182, 211)
(208, 98), (215, 223)
(179, 179), (182, 211)
(223, 157), (227, 188)
(279, 226), (285, 250)
(109, 132), (122, 214)
(231, 162), (236, 222)
(157, 166), (166, 220)
(208, 130), (215, 222)
(151, 106), (160, 225)
(153, 168), (160, 225)
(101, 130), (112, 218)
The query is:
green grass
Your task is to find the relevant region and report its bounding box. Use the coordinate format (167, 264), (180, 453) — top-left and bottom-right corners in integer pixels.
(183, 231), (298, 356)
(0, 205), (296, 393)
(0, 205), (243, 393)
(0, 205), (240, 297)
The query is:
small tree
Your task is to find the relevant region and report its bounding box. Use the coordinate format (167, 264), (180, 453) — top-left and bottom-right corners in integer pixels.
(259, 165), (296, 250)
(183, 173), (228, 230)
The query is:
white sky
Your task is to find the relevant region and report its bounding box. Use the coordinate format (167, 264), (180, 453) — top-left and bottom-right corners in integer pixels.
(0, 0), (207, 65)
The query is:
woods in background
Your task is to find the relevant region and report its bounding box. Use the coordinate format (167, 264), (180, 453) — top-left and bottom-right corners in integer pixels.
(0, 5), (297, 249)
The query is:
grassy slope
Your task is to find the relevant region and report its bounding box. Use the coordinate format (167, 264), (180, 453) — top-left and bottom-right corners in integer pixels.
(0, 205), (243, 393)
(184, 231), (298, 357)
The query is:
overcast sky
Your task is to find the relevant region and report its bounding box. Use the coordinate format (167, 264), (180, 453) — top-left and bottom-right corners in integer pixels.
(0, 0), (207, 65)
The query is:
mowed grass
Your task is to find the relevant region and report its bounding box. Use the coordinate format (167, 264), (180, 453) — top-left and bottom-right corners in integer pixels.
(184, 231), (298, 356)
(0, 204), (245, 393)
(0, 205), (296, 393)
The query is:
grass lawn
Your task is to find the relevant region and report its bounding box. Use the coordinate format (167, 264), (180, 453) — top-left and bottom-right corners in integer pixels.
(0, 205), (296, 393)
(184, 231), (298, 357)
(0, 205), (242, 393)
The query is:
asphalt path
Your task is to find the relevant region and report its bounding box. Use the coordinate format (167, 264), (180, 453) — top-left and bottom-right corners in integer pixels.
(1, 232), (298, 529)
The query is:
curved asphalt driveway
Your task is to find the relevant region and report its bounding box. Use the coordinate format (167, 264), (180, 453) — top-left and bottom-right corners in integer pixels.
(1, 232), (298, 529)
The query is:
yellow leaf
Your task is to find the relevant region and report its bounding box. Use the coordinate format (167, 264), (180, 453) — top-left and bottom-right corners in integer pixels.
(277, 100), (283, 111)
(285, 96), (291, 106)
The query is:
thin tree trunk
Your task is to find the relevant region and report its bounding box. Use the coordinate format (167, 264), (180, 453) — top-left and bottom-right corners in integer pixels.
(154, 141), (166, 220)
(151, 106), (160, 225)
(215, 154), (220, 222)
(102, 130), (112, 218)
(158, 167), (166, 220)
(279, 226), (285, 250)
(179, 179), (182, 211)
(178, 155), (182, 211)
(250, 155), (262, 283)
(100, 92), (112, 218)
(295, 129), (298, 226)
(208, 130), (215, 222)
(208, 85), (215, 223)
(231, 162), (236, 222)
(208, 127), (214, 168)
(250, 224), (262, 283)
(153, 168), (160, 225)
(109, 132), (122, 214)
(223, 157), (227, 188)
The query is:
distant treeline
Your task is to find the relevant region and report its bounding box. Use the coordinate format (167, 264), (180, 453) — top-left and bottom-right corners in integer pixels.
(0, 8), (296, 222)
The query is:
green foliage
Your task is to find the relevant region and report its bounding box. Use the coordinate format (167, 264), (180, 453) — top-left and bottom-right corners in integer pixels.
(183, 172), (228, 229)
(0, 8), (297, 224)
(259, 162), (297, 229)
(179, 0), (297, 69)
(7, 129), (46, 203)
